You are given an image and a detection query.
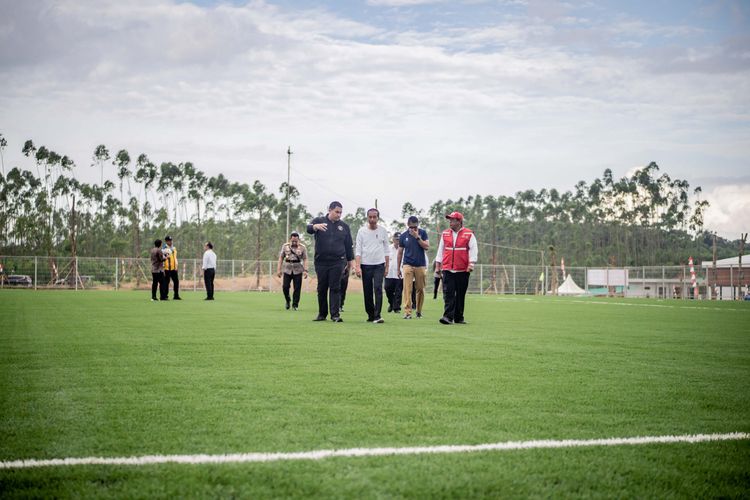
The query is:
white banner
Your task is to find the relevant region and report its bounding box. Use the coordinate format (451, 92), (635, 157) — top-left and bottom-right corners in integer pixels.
(587, 268), (629, 287)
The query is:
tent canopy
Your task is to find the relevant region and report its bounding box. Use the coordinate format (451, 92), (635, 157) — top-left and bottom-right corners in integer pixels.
(554, 274), (588, 296)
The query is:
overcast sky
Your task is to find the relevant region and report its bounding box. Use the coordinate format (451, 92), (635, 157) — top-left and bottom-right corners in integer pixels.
(1, 0), (748, 238)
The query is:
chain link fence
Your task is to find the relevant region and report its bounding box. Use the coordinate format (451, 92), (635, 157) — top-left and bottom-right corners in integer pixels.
(0, 255), (747, 300)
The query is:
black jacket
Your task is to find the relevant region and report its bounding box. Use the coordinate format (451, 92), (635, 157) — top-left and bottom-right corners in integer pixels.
(307, 216), (354, 263)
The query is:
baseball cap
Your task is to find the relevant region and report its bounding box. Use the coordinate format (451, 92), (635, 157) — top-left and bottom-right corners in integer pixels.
(164, 235), (173, 241)
(290, 231), (300, 237)
(445, 211), (463, 221)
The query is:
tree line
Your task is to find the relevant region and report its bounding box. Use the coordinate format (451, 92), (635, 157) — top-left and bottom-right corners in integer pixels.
(0, 134), (742, 270)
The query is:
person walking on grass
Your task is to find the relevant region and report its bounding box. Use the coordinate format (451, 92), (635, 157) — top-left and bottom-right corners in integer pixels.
(384, 232), (403, 314)
(202, 241), (216, 300)
(307, 201), (354, 323)
(436, 211), (478, 325)
(277, 231), (308, 310)
(355, 208), (390, 323)
(150, 239), (166, 302)
(397, 215), (429, 319)
(162, 235), (181, 300)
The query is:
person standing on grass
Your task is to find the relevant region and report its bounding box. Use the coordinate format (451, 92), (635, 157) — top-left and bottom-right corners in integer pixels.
(397, 215), (429, 319)
(162, 235), (181, 300)
(150, 239), (166, 302)
(307, 201), (354, 323)
(340, 261), (351, 312)
(384, 232), (403, 314)
(433, 260), (442, 300)
(202, 241), (216, 300)
(436, 211), (478, 325)
(355, 208), (390, 323)
(277, 231), (308, 310)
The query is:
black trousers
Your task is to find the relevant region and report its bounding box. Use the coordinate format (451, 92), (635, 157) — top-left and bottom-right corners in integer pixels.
(434, 276), (441, 299)
(282, 272), (303, 307)
(442, 271), (470, 322)
(315, 260), (347, 318)
(361, 264), (385, 321)
(152, 272), (165, 300)
(204, 268), (215, 299)
(164, 269), (180, 298)
(340, 267), (350, 307)
(384, 277), (403, 312)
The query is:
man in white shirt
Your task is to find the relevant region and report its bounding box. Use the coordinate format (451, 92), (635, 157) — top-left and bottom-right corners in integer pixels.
(435, 212), (478, 324)
(202, 241), (217, 301)
(355, 208), (390, 323)
(384, 232), (402, 314)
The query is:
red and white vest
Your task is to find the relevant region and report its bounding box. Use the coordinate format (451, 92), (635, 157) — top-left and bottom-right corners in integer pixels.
(441, 227), (473, 271)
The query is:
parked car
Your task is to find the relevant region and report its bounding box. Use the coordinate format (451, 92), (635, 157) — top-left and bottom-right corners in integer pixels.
(3, 274), (33, 287)
(54, 275), (93, 287)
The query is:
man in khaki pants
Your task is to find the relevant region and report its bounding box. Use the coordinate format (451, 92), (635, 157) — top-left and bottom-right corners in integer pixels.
(397, 216), (430, 319)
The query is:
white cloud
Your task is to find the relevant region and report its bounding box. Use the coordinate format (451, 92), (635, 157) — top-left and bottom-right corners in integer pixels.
(701, 184), (750, 238)
(0, 0), (747, 234)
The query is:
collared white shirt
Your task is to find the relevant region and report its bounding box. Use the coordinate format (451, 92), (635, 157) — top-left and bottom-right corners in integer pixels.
(355, 225), (390, 265)
(386, 245), (401, 279)
(435, 229), (478, 270)
(202, 249), (217, 270)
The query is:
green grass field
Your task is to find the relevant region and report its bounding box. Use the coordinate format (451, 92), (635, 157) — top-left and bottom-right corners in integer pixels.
(1, 290), (748, 498)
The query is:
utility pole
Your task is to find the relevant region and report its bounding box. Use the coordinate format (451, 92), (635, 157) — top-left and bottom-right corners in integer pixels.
(712, 233), (717, 300)
(286, 146), (292, 238)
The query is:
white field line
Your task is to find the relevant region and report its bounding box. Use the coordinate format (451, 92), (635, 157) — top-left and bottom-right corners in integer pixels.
(1, 433), (747, 469)
(570, 300), (748, 312)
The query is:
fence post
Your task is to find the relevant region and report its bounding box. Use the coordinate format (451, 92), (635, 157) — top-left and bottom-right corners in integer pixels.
(115, 258), (119, 290)
(662, 266), (666, 299)
(34, 256), (38, 290)
(512, 265), (516, 295)
(268, 261), (272, 291)
(232, 259), (235, 280)
(479, 265), (483, 295)
(75, 256), (79, 291)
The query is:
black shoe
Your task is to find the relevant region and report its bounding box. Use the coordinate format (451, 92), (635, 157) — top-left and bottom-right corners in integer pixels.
(160, 298), (169, 301)
(439, 316), (453, 325)
(455, 319), (467, 324)
(313, 315), (327, 321)
(387, 306), (393, 313)
(151, 298), (157, 302)
(373, 317), (384, 324)
(394, 309), (401, 313)
(331, 316), (343, 323)
(173, 297), (182, 300)
(285, 302), (290, 310)
(416, 312), (423, 318)
(293, 306), (298, 311)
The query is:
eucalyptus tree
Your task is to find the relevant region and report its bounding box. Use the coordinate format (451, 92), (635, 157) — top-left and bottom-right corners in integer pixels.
(114, 149), (132, 209)
(235, 180), (278, 288)
(92, 144), (110, 187)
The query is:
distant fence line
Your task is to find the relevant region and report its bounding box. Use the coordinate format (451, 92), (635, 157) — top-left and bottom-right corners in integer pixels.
(0, 255), (747, 300)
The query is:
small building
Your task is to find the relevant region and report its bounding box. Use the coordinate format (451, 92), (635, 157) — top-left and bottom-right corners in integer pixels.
(700, 256), (750, 300)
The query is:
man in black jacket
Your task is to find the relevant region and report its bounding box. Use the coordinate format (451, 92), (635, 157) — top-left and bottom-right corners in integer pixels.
(307, 201), (354, 322)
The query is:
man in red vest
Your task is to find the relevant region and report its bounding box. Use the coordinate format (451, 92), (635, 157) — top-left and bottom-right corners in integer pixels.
(435, 211), (478, 324)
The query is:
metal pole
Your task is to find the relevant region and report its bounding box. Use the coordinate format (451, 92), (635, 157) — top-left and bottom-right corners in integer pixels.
(34, 256), (37, 290)
(512, 265), (516, 295)
(193, 259), (197, 292)
(115, 258), (118, 290)
(75, 256), (78, 291)
(286, 147), (292, 238)
(479, 265), (483, 295)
